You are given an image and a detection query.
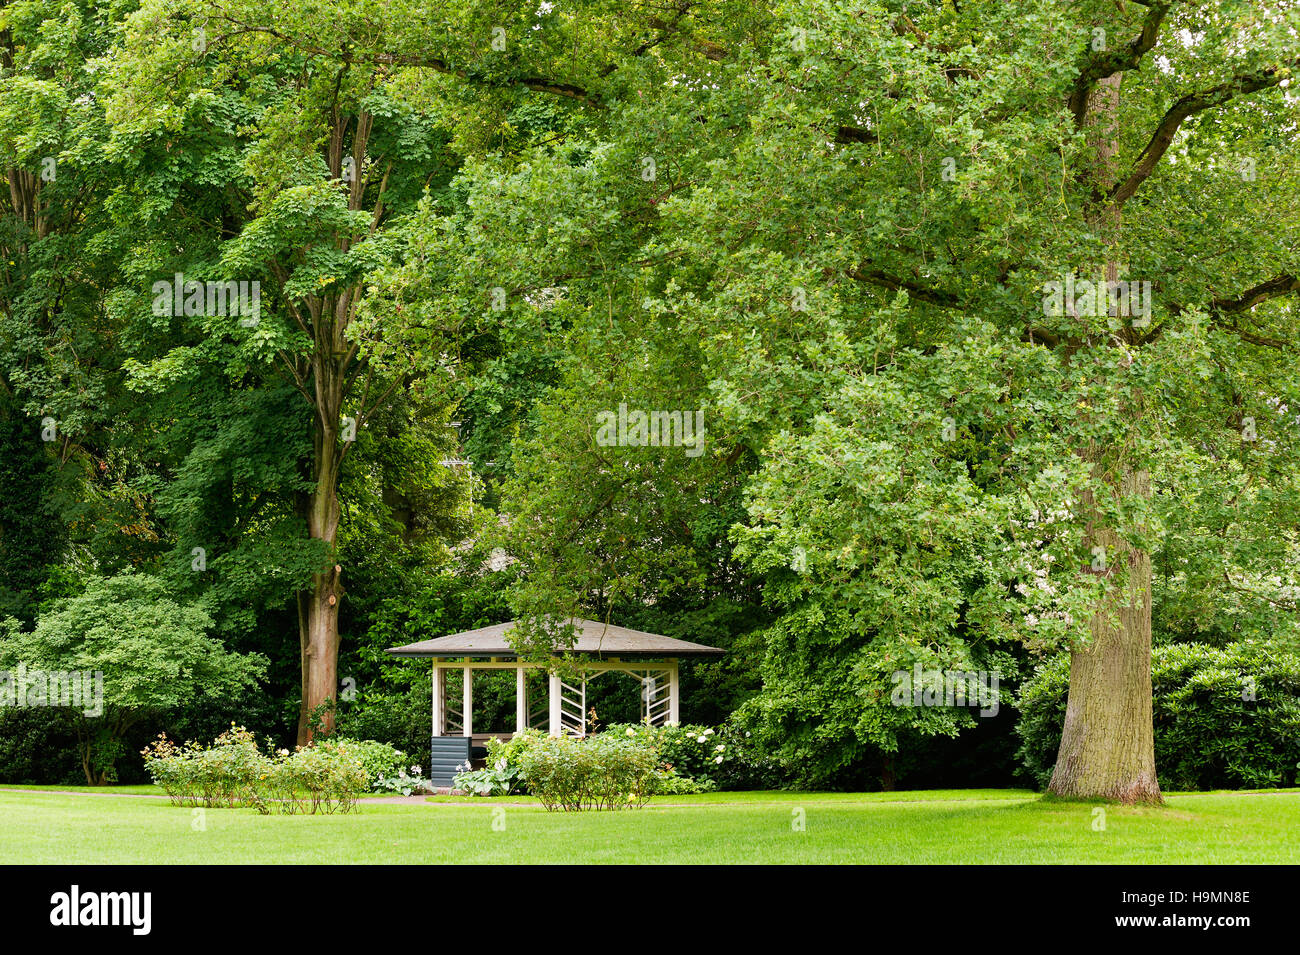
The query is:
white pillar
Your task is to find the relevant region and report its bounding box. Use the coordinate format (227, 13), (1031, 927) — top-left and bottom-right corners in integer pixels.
(548, 671), (561, 736)
(516, 665), (527, 734)
(642, 673), (656, 724)
(669, 664), (680, 725)
(432, 665), (444, 737)
(462, 665), (473, 737)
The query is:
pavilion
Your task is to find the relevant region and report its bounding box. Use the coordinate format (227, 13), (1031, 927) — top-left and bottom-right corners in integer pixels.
(386, 618), (723, 785)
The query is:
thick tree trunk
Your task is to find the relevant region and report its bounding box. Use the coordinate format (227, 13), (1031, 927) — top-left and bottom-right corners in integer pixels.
(291, 110), (373, 745)
(296, 345), (347, 745)
(1048, 70), (1162, 804)
(1049, 468), (1161, 804)
(296, 459), (343, 744)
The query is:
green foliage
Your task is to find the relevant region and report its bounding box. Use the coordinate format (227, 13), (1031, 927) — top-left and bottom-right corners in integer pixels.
(317, 737), (418, 792)
(603, 723), (727, 792)
(140, 725), (368, 813)
(0, 573), (267, 783)
(3, 0), (1300, 797)
(0, 405), (62, 621)
(518, 733), (661, 811)
(1017, 642), (1300, 790)
(0, 709), (83, 785)
(453, 729), (543, 795)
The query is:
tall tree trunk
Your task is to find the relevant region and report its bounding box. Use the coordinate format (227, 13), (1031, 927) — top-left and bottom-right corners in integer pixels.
(296, 320), (348, 745)
(1048, 72), (1163, 803)
(291, 109), (374, 745)
(296, 436), (344, 744)
(1049, 467), (1161, 803)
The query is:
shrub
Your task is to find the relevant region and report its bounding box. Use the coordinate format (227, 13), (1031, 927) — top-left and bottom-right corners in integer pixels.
(519, 734), (660, 811)
(141, 724), (268, 807)
(1016, 641), (1300, 791)
(318, 737), (420, 792)
(253, 744), (368, 814)
(602, 722), (783, 791)
(141, 725), (368, 812)
(606, 723), (724, 790)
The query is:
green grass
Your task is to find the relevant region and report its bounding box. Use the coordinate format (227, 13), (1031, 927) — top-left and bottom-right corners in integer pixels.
(0, 783), (165, 795)
(3, 787), (1298, 863)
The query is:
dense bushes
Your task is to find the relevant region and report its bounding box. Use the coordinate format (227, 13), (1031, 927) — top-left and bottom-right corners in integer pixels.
(141, 725), (371, 813)
(606, 722), (783, 791)
(519, 734), (661, 811)
(1017, 642), (1300, 791)
(318, 737), (426, 793)
(451, 722), (780, 805)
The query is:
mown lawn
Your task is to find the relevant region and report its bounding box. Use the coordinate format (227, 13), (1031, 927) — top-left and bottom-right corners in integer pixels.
(2, 788), (1297, 864)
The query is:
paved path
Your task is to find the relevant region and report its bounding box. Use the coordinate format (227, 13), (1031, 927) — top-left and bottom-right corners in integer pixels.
(0, 788), (439, 805)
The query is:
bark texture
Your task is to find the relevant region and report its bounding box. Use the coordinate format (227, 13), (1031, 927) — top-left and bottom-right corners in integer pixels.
(1049, 468), (1161, 804)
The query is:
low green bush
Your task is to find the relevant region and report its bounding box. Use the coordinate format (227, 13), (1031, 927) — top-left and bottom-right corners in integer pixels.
(318, 737), (425, 793)
(252, 744), (368, 814)
(601, 722), (783, 791)
(140, 724), (267, 807)
(519, 733), (660, 811)
(1017, 641), (1300, 791)
(141, 725), (369, 813)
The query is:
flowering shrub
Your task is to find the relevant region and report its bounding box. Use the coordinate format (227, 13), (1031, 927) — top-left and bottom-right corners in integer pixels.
(141, 725), (268, 808)
(603, 723), (730, 790)
(252, 744), (368, 814)
(519, 734), (660, 811)
(140, 725), (368, 813)
(599, 722), (784, 791)
(317, 737), (426, 793)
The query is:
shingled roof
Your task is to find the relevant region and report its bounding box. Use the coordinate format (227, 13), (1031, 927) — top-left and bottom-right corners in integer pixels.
(385, 618), (724, 659)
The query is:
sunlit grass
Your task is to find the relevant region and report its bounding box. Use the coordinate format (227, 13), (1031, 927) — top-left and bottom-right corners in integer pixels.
(3, 788), (1297, 863)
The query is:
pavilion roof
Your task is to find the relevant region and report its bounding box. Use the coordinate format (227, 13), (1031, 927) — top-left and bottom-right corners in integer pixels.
(385, 618), (724, 659)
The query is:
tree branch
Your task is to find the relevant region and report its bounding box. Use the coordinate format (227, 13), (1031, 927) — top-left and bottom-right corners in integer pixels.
(1068, 2), (1173, 127)
(847, 266), (961, 308)
(1109, 59), (1298, 206)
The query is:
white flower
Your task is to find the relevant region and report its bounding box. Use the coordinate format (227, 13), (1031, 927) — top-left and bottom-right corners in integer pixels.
(625, 728), (636, 737)
(714, 756), (724, 764)
(697, 735), (708, 743)
(495, 759), (507, 771)
(412, 765), (422, 775)
(703, 728), (714, 736)
(715, 744), (725, 752)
